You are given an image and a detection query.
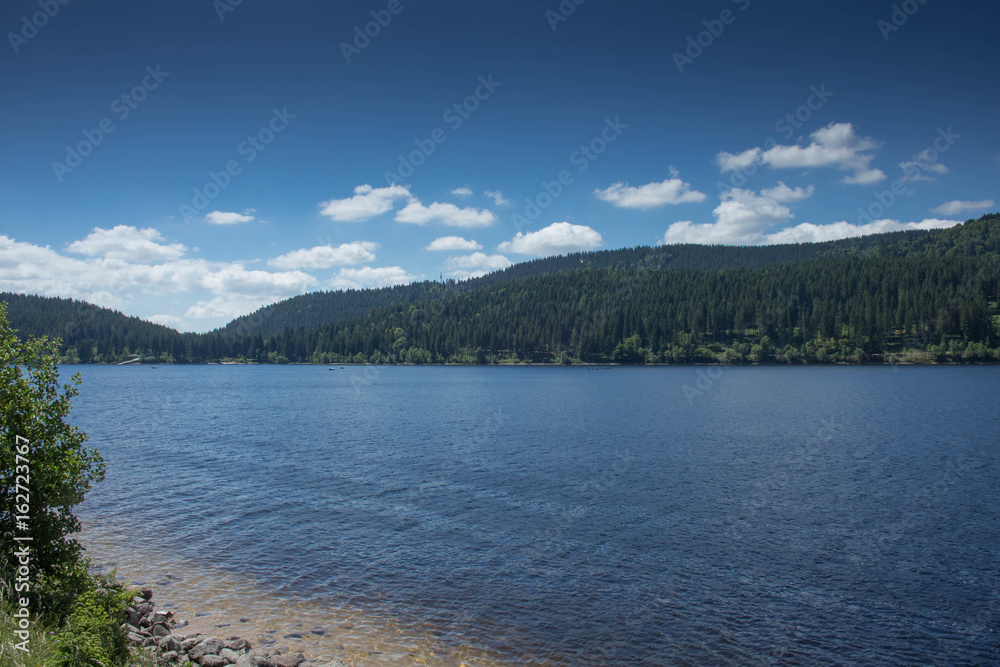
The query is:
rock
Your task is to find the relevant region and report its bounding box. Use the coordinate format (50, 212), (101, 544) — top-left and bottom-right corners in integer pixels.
(134, 602), (154, 618)
(124, 623), (140, 634)
(126, 607), (142, 626)
(181, 637), (201, 652)
(234, 656), (259, 667)
(157, 635), (181, 652)
(127, 631), (145, 646)
(190, 637), (225, 661)
(198, 656), (229, 667)
(271, 654), (305, 667)
(161, 651), (179, 662)
(150, 612), (169, 625)
(142, 636), (158, 647)
(140, 587), (154, 600)
(220, 648), (241, 662)
(152, 623), (171, 637)
(226, 638), (252, 652)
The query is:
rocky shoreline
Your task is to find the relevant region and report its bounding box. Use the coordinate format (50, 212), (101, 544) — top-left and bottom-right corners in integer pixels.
(124, 587), (344, 667)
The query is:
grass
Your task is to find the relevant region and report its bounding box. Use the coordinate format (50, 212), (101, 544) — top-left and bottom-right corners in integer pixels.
(0, 575), (181, 667)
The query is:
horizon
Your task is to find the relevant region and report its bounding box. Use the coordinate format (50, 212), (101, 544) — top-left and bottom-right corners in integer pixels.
(6, 216), (999, 335)
(2, 0), (998, 332)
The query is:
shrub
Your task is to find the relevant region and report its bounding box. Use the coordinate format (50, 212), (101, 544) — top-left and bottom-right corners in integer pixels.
(0, 303), (105, 617)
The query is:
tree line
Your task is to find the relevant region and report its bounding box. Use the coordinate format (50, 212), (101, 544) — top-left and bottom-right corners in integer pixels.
(3, 213), (999, 365)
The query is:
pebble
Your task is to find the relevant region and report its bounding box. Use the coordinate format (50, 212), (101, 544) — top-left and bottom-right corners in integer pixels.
(120, 586), (346, 667)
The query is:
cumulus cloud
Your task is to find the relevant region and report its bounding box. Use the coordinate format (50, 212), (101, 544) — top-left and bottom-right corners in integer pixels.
(206, 211), (255, 225)
(662, 188), (796, 245)
(768, 122), (885, 184)
(329, 266), (415, 290)
(764, 218), (962, 245)
(484, 190), (512, 207)
(594, 174), (707, 210)
(930, 199), (995, 216)
(67, 225), (187, 262)
(0, 230), (316, 332)
(320, 184), (411, 222)
(268, 241), (379, 269)
(451, 187), (474, 198)
(425, 236), (482, 251)
(395, 200), (496, 227)
(662, 185), (962, 246)
(761, 182), (815, 203)
(716, 148), (762, 172)
(498, 222), (603, 256)
(443, 252), (512, 279)
(718, 122), (885, 185)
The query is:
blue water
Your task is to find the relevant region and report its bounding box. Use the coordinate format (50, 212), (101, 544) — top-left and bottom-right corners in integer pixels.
(71, 365), (1000, 665)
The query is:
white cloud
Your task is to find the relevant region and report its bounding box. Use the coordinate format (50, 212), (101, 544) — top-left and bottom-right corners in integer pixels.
(719, 123), (885, 185)
(268, 241), (378, 269)
(765, 123), (885, 184)
(66, 225), (187, 262)
(485, 190), (512, 207)
(206, 211), (255, 225)
(148, 314), (188, 330)
(663, 188), (794, 245)
(498, 222), (603, 256)
(451, 187), (474, 198)
(716, 148), (762, 172)
(395, 200), (496, 227)
(764, 218), (962, 245)
(320, 184), (411, 222)
(425, 236), (482, 251)
(0, 231), (317, 333)
(443, 252), (512, 279)
(761, 182), (815, 202)
(595, 174), (707, 210)
(330, 266), (415, 290)
(930, 199), (995, 216)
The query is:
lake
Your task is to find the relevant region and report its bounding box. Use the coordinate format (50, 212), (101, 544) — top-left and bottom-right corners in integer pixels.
(70, 365), (1000, 665)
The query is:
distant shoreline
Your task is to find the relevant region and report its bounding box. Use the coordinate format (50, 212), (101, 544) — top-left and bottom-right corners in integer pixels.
(57, 360), (1000, 367)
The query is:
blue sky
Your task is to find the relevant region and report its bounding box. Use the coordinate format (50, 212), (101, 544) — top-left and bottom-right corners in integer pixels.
(2, 0), (997, 331)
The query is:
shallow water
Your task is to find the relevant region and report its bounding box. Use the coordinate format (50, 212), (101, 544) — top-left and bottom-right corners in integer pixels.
(71, 365), (1000, 665)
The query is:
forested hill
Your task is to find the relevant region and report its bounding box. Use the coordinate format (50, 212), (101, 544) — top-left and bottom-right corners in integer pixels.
(3, 213), (999, 365)
(1, 293), (182, 363)
(222, 215), (1000, 338)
